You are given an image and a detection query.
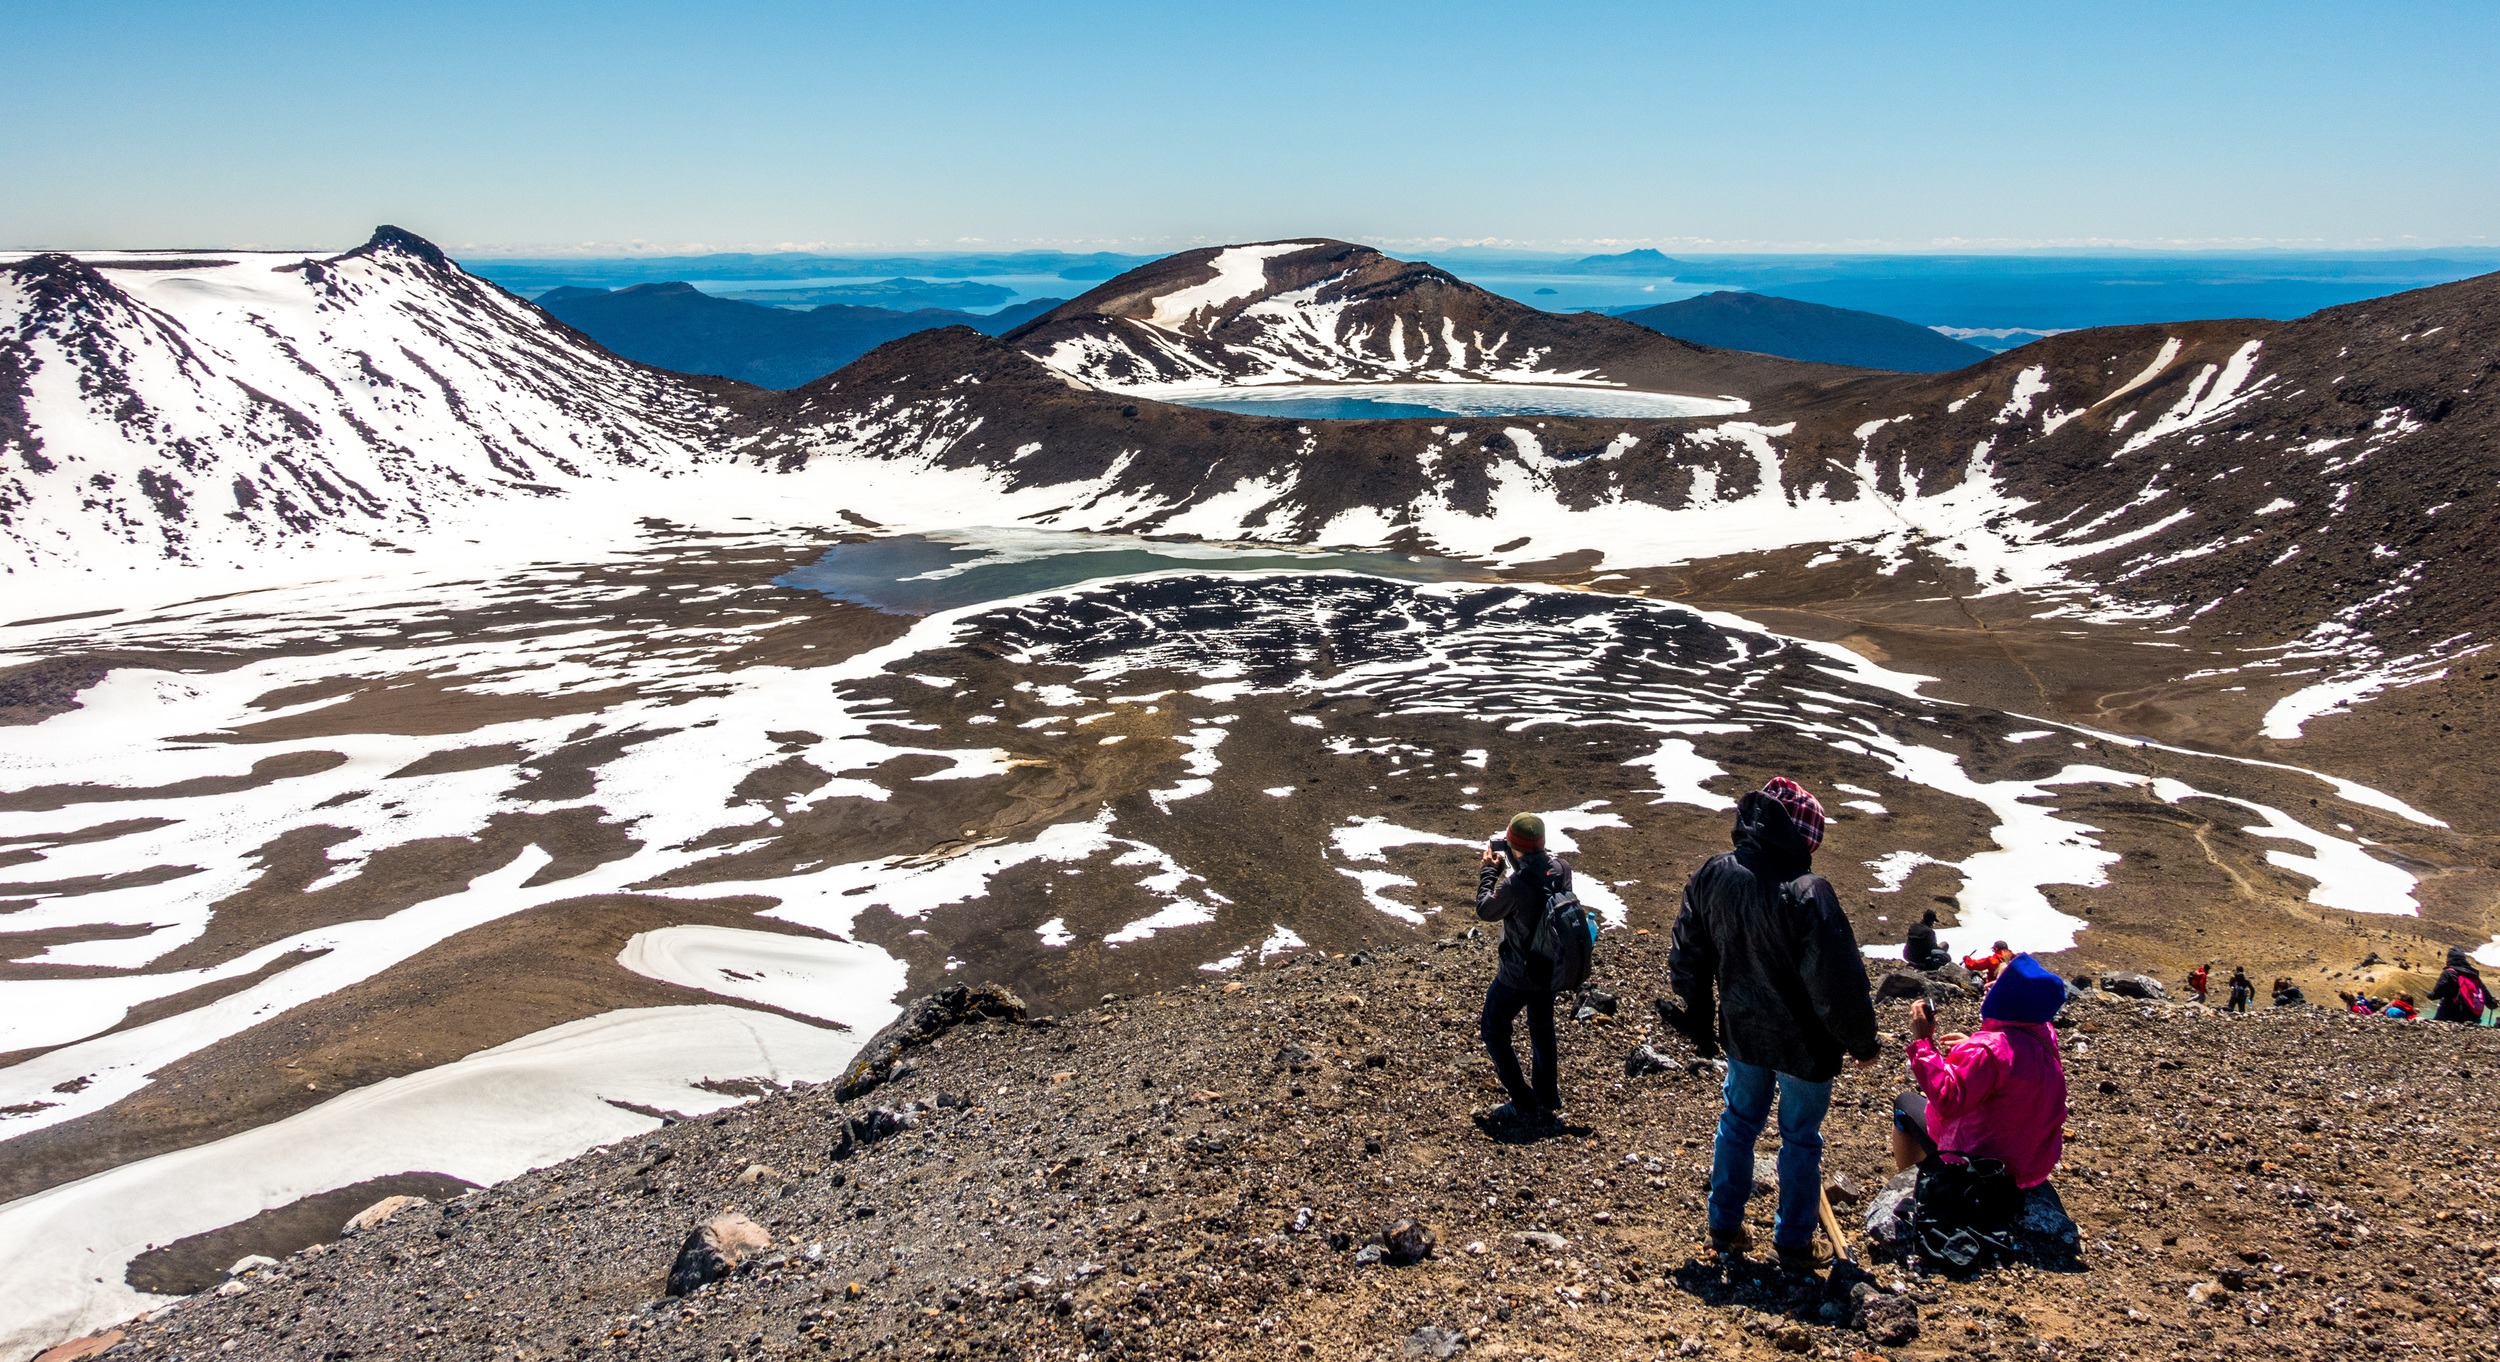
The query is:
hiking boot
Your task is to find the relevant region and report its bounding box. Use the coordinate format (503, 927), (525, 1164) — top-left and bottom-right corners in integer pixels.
(1484, 1103), (1534, 1127)
(1707, 1224), (1754, 1257)
(1775, 1240), (1831, 1275)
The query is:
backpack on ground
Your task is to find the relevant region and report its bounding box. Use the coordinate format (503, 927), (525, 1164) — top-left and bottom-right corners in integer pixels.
(1527, 878), (1597, 993)
(1907, 1153), (2025, 1272)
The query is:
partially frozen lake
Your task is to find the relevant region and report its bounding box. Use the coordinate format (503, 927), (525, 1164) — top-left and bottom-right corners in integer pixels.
(1154, 383), (1747, 421)
(776, 528), (1484, 613)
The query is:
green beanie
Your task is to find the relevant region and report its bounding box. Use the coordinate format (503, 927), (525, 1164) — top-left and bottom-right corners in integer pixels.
(1505, 812), (1546, 852)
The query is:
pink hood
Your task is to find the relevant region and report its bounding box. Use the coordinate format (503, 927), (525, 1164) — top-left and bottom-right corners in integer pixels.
(1907, 1019), (2069, 1188)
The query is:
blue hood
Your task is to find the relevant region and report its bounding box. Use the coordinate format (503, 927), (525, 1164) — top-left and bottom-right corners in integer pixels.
(1981, 953), (2066, 1024)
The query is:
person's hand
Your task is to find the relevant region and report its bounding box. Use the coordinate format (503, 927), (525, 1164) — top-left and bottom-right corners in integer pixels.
(1908, 999), (1936, 1042)
(1939, 1032), (1969, 1048)
(1479, 846), (1504, 869)
(1849, 1053), (1882, 1069)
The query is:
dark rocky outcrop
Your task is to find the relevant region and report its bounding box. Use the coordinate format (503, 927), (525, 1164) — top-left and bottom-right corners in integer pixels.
(834, 981), (1027, 1101)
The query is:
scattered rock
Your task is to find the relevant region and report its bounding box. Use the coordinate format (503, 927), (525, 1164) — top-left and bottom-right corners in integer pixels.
(849, 1107), (916, 1145)
(1573, 990), (1619, 1021)
(732, 1163), (781, 1185)
(340, 1195), (428, 1236)
(225, 1254), (278, 1277)
(1404, 1324), (1467, 1358)
(666, 1211), (773, 1296)
(1384, 1217), (1436, 1264)
(1625, 1043), (1677, 1077)
(1853, 1290), (1920, 1345)
(213, 1280), (250, 1297)
(1512, 1230), (1568, 1252)
(1825, 1171), (1863, 1207)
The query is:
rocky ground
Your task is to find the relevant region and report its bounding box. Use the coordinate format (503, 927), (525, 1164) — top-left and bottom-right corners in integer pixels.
(86, 930), (2500, 1362)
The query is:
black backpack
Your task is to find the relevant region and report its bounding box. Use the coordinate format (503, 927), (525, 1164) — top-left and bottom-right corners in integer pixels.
(1526, 870), (1597, 993)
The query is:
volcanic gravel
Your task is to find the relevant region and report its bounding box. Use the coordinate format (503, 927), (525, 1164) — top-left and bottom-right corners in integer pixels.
(102, 932), (2500, 1362)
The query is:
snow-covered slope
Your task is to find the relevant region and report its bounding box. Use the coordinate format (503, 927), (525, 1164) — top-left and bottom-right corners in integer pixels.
(999, 239), (1861, 399)
(0, 228), (733, 576)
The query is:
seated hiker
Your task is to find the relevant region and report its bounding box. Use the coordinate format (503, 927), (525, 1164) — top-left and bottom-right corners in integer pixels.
(1474, 813), (1580, 1128)
(2383, 994), (2419, 1020)
(1889, 954), (2070, 1189)
(1905, 909), (1953, 970)
(2429, 948), (2490, 1025)
(2271, 976), (2305, 1007)
(1962, 940), (2013, 982)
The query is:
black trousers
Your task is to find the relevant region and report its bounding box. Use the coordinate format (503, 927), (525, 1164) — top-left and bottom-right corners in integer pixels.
(1481, 977), (1560, 1114)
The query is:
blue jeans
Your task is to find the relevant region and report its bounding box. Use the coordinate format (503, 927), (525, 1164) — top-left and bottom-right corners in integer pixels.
(1480, 977), (1560, 1114)
(1708, 1058), (1834, 1248)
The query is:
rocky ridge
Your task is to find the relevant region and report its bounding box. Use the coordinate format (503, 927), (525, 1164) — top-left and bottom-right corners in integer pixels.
(89, 930), (2500, 1362)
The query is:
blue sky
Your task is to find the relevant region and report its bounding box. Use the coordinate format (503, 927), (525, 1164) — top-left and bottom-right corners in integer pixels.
(3, 0), (2493, 254)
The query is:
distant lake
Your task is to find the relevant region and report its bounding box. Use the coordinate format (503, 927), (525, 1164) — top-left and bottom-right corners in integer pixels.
(777, 529), (1486, 614)
(1155, 382), (1746, 421)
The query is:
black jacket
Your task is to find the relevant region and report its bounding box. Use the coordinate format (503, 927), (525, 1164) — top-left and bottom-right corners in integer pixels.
(2431, 949), (2487, 1024)
(1476, 849), (1574, 992)
(1905, 921), (1950, 970)
(1668, 791), (1880, 1083)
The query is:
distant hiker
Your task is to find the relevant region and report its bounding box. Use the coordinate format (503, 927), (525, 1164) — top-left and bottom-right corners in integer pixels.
(2429, 948), (2490, 1025)
(2225, 968), (2254, 1014)
(1963, 941), (2014, 982)
(1665, 776), (1879, 1272)
(1906, 909), (1952, 970)
(2187, 963), (2211, 1004)
(1889, 954), (2070, 1186)
(2271, 976), (2305, 1007)
(2383, 994), (2419, 1021)
(2339, 990), (2381, 1015)
(1475, 812), (1585, 1128)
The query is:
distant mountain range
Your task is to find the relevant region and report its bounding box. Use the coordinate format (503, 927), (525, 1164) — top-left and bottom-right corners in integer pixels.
(717, 278), (1017, 310)
(466, 250), (1164, 293)
(536, 283), (1063, 388)
(1617, 290), (1991, 372)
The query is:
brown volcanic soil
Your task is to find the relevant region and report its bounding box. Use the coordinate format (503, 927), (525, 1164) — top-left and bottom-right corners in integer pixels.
(103, 932), (2500, 1362)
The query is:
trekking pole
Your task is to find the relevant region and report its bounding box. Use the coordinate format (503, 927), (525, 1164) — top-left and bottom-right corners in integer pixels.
(1817, 1188), (1854, 1265)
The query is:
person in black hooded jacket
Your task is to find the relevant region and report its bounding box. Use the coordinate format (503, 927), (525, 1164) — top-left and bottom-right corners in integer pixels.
(1667, 777), (1880, 1270)
(1905, 909), (1951, 970)
(2430, 948), (2489, 1024)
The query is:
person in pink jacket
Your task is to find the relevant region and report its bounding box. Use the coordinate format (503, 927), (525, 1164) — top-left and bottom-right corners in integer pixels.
(1889, 952), (2070, 1188)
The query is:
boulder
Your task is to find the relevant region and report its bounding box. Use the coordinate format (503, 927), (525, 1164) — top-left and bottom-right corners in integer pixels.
(666, 1211), (773, 1296)
(2101, 972), (2166, 1001)
(2013, 1182), (2083, 1267)
(1384, 1217), (1436, 1265)
(836, 982), (1026, 1101)
(1874, 970), (1931, 1001)
(340, 1194), (428, 1236)
(1924, 962), (1979, 993)
(32, 1331), (123, 1362)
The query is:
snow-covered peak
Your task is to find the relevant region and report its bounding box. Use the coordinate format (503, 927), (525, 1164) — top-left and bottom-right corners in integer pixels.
(0, 228), (731, 576)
